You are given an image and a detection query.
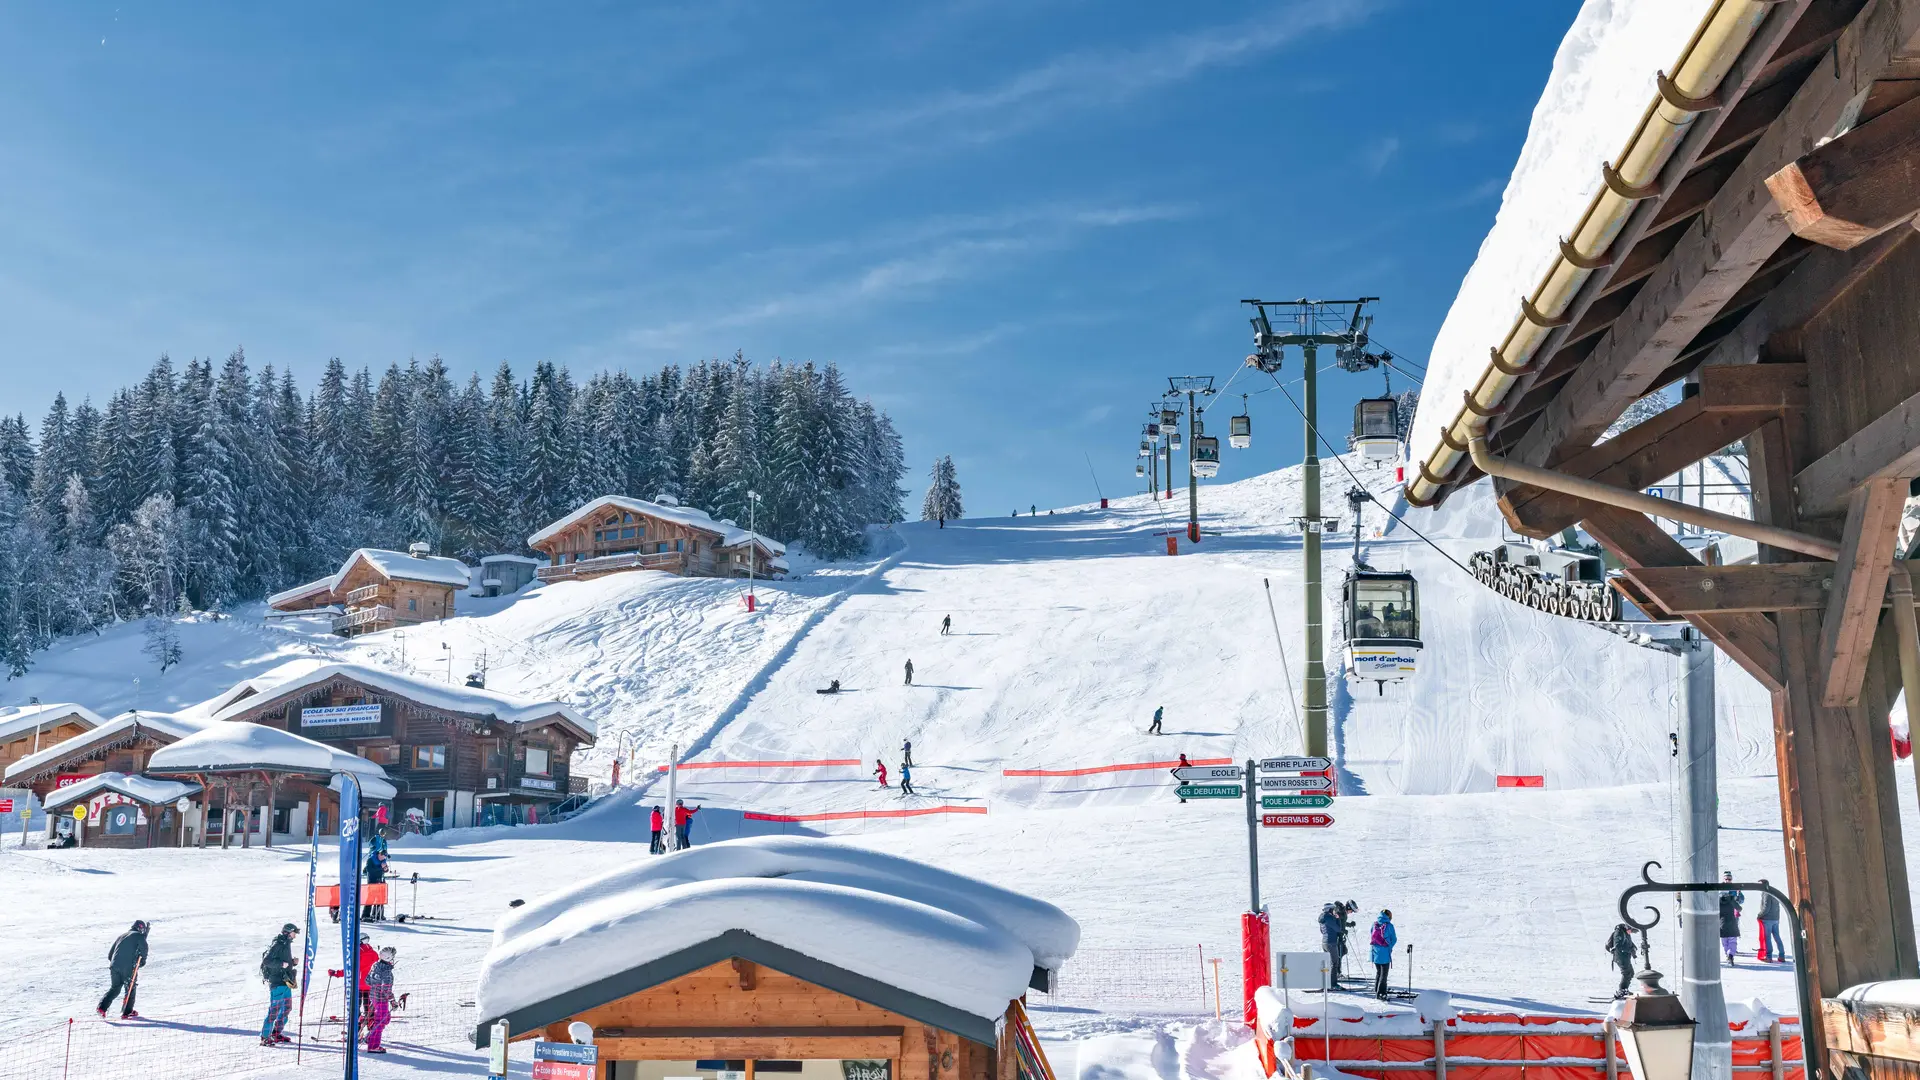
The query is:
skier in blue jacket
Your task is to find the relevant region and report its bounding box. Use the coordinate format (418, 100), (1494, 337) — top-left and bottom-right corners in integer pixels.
(1370, 910), (1398, 999)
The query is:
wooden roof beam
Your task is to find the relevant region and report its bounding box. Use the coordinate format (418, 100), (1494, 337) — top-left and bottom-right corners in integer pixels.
(1796, 385), (1920, 516)
(1510, 0), (1920, 472)
(1817, 478), (1908, 705)
(1767, 92), (1920, 249)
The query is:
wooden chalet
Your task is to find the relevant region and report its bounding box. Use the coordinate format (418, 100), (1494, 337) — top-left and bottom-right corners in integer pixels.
(41, 772), (202, 850)
(3, 710), (202, 808)
(0, 703), (105, 778)
(203, 662), (595, 830)
(1400, 0), (1920, 1065)
(529, 496), (787, 584)
(266, 544), (470, 636)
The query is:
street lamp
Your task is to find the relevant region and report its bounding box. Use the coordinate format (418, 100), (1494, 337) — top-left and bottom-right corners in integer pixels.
(440, 642), (453, 684)
(1615, 965), (1697, 1080)
(27, 697), (43, 755)
(745, 490), (764, 613)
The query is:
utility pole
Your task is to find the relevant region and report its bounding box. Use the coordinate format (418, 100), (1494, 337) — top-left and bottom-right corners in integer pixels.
(1168, 377), (1215, 543)
(1244, 298), (1383, 758)
(1144, 412), (1159, 499)
(1678, 629), (1731, 1080)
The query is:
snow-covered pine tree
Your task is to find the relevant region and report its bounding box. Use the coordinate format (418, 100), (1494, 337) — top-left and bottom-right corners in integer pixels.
(521, 361), (577, 534)
(920, 456), (962, 523)
(710, 367), (767, 527)
(129, 356), (179, 506)
(27, 393), (75, 524)
(0, 415), (34, 497)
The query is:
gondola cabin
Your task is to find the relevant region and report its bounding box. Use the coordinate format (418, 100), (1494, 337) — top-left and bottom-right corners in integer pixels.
(1134, 462), (1144, 478)
(1159, 408), (1179, 432)
(1229, 413), (1251, 449)
(1343, 569), (1421, 689)
(1169, 431), (1182, 452)
(1190, 436), (1220, 478)
(1138, 440), (1149, 457)
(1352, 397), (1401, 463)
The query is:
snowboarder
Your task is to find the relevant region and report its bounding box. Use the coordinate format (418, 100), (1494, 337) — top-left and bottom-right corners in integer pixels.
(1148, 706), (1163, 735)
(648, 806), (665, 854)
(904, 659), (914, 685)
(899, 762), (914, 796)
(817, 679), (842, 694)
(1370, 910), (1398, 999)
(365, 946), (397, 1054)
(1719, 890), (1743, 965)
(1757, 880), (1785, 963)
(97, 920), (149, 1019)
(259, 923), (298, 1045)
(1605, 923), (1638, 999)
(875, 760), (889, 788)
(901, 740), (913, 767)
(941, 615), (951, 636)
(674, 800), (700, 848)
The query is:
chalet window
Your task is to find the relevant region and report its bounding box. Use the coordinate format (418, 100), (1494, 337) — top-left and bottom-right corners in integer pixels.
(358, 745), (400, 766)
(620, 527), (635, 539)
(675, 539), (684, 552)
(525, 746), (549, 776)
(622, 513), (633, 523)
(407, 598), (417, 612)
(412, 745), (447, 770)
(486, 743), (506, 770)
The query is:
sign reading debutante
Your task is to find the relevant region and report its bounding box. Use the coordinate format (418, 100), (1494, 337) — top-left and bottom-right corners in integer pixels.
(844, 1061), (893, 1080)
(300, 703), (382, 728)
(1171, 765), (1244, 782)
(1175, 784), (1242, 799)
(1259, 774), (1334, 792)
(1259, 756), (1331, 772)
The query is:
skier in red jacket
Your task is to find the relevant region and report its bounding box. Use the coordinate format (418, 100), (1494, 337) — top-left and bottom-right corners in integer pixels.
(673, 800), (700, 848)
(875, 760), (889, 788)
(648, 806), (665, 854)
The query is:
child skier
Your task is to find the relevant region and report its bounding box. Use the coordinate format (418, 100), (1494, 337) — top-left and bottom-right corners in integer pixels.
(875, 760), (889, 788)
(1719, 891), (1742, 965)
(1605, 923), (1638, 999)
(364, 947), (397, 1054)
(901, 740), (913, 767)
(899, 763), (914, 796)
(259, 923), (299, 1045)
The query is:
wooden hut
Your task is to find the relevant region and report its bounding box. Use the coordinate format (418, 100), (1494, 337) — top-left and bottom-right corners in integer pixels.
(529, 496), (787, 583)
(40, 772), (202, 849)
(472, 837), (1075, 1080)
(266, 545), (470, 636)
(0, 703), (106, 777)
(1825, 984), (1920, 1080)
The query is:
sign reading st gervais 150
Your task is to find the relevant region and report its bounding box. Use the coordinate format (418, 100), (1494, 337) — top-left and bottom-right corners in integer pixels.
(300, 703), (382, 728)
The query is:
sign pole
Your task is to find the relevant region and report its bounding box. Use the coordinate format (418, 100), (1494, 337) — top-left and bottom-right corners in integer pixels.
(1244, 758), (1259, 911)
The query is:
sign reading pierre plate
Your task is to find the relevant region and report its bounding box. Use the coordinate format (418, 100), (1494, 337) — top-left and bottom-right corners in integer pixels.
(300, 703), (382, 729)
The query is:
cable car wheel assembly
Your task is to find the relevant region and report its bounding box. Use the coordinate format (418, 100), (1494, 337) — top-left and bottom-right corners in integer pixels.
(1467, 544), (1621, 623)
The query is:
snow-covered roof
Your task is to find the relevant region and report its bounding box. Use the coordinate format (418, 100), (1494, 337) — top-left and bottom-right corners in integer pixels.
(1409, 0), (1719, 481)
(214, 662), (595, 742)
(147, 721), (391, 778)
(3, 710), (209, 783)
(528, 496), (785, 556)
(42, 771), (201, 810)
(0, 702), (107, 744)
(479, 554), (541, 566)
(330, 771), (398, 802)
(475, 836), (1078, 1038)
(266, 576), (336, 608)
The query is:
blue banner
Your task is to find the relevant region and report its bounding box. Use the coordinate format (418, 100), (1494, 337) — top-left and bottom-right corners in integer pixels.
(300, 825), (318, 1004)
(338, 773), (362, 1080)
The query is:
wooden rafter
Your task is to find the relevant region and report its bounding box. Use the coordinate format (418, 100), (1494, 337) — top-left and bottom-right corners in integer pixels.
(1795, 385), (1920, 516)
(1818, 478), (1908, 705)
(1766, 92), (1920, 249)
(1619, 562), (1920, 614)
(1511, 0), (1920, 470)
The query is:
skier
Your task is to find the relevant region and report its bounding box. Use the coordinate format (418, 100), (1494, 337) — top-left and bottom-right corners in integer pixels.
(1757, 880), (1785, 963)
(899, 762), (915, 796)
(1719, 890), (1743, 965)
(904, 659), (914, 685)
(941, 615), (951, 636)
(259, 923), (299, 1045)
(875, 760), (889, 788)
(362, 849), (388, 922)
(364, 946), (397, 1054)
(901, 740), (913, 767)
(1605, 923), (1638, 999)
(674, 800), (700, 848)
(1171, 753), (1192, 801)
(1030, 504), (1036, 515)
(356, 932), (379, 1026)
(1319, 904), (1345, 985)
(648, 805), (666, 854)
(97, 920), (149, 1019)
(1369, 910), (1398, 999)
(1148, 706), (1163, 735)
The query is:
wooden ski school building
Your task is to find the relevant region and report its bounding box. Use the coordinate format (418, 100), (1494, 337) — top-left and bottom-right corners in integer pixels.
(0, 662), (595, 847)
(1393, 0), (1920, 1075)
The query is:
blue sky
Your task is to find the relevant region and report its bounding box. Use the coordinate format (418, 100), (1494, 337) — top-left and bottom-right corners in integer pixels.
(0, 2), (1578, 514)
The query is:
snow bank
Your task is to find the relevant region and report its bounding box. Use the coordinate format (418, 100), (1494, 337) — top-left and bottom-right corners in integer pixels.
(1409, 0), (1714, 471)
(477, 835), (1079, 1025)
(147, 721), (389, 778)
(41, 771), (200, 809)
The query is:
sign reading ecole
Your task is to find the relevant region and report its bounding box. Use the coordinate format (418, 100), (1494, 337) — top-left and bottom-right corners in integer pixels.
(300, 703), (382, 729)
(1171, 765), (1243, 782)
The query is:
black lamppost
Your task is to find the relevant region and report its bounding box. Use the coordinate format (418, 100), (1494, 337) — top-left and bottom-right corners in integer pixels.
(1618, 861), (1818, 1079)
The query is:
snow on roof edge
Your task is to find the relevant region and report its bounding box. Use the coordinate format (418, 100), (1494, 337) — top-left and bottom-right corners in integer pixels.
(3, 711), (210, 782)
(215, 662), (595, 740)
(0, 703), (108, 744)
(42, 771), (202, 809)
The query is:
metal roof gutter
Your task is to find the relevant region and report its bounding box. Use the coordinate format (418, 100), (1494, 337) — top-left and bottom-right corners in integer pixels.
(1405, 0), (1777, 509)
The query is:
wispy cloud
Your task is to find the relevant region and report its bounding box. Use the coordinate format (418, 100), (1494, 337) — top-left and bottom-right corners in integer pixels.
(760, 1), (1380, 172)
(1361, 135), (1401, 175)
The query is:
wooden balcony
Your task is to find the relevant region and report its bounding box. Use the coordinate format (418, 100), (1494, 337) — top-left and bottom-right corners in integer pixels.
(332, 605), (394, 634)
(536, 551), (686, 582)
(343, 583), (386, 605)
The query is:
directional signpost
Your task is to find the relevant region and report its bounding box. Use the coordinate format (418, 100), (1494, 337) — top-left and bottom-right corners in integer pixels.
(1172, 766), (1245, 783)
(1175, 784), (1242, 799)
(1260, 756), (1331, 772)
(1261, 813), (1334, 828)
(1259, 774), (1334, 791)
(1262, 794), (1333, 809)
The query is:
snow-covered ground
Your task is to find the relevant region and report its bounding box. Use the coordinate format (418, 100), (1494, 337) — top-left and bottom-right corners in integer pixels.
(2, 457), (1904, 1080)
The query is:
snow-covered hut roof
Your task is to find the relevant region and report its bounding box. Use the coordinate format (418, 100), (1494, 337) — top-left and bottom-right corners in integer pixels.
(0, 702), (107, 744)
(42, 771), (201, 810)
(3, 710), (209, 783)
(266, 576), (336, 608)
(473, 835), (1078, 1047)
(146, 721), (391, 779)
(528, 496), (786, 555)
(342, 547), (471, 588)
(330, 771), (398, 802)
(212, 662), (595, 742)
(478, 553), (541, 566)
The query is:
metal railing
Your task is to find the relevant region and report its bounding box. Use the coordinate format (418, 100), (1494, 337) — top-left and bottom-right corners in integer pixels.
(331, 605), (394, 634)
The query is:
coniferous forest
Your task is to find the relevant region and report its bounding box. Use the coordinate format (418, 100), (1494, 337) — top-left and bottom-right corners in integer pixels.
(0, 349), (907, 675)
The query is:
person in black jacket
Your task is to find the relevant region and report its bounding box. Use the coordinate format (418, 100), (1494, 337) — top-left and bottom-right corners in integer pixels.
(1719, 891), (1742, 965)
(259, 923), (298, 1045)
(97, 920), (149, 1019)
(362, 850), (388, 922)
(1605, 924), (1638, 998)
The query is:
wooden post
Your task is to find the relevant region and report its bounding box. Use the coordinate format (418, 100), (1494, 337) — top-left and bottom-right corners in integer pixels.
(1604, 1019), (1618, 1080)
(1769, 1019), (1783, 1080)
(1432, 1019), (1446, 1080)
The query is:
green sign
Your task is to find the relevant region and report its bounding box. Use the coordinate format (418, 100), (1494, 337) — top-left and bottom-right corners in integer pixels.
(1176, 784), (1242, 799)
(1262, 794), (1332, 809)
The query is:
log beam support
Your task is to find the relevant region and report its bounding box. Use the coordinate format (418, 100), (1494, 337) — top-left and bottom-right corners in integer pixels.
(1765, 93), (1920, 250)
(1818, 479), (1909, 706)
(1795, 385), (1920, 517)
